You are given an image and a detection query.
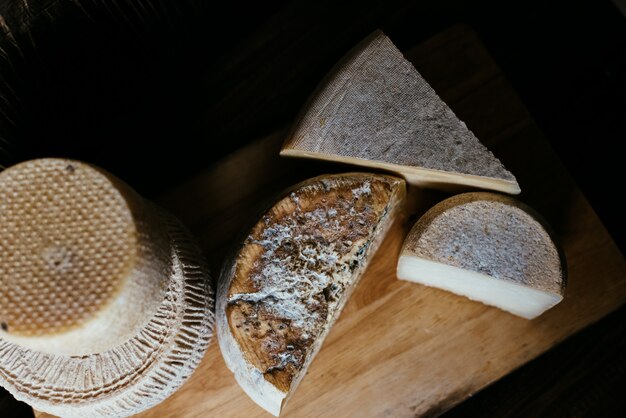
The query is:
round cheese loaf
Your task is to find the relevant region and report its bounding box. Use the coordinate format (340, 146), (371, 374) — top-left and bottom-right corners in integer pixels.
(0, 159), (214, 417)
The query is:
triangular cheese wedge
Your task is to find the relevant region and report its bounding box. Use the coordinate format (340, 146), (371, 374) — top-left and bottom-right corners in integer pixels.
(217, 173), (405, 416)
(281, 31), (520, 194)
(397, 192), (566, 319)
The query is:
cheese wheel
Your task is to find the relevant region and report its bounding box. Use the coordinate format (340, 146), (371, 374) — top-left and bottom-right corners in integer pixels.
(0, 159), (214, 417)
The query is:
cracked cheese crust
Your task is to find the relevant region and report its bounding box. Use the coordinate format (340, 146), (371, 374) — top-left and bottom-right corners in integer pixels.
(217, 173), (405, 416)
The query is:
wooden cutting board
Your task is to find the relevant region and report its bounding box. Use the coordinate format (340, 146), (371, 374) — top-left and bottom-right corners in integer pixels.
(35, 25), (626, 418)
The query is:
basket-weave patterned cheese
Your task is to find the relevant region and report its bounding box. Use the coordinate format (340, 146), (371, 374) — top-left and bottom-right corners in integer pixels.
(0, 159), (214, 417)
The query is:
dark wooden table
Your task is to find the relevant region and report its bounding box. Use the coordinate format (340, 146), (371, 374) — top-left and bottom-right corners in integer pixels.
(29, 22), (625, 418)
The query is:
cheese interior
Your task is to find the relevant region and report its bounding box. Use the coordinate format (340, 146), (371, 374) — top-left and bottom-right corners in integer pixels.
(398, 255), (562, 319)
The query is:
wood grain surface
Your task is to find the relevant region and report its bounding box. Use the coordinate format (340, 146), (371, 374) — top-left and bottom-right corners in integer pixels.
(35, 25), (626, 418)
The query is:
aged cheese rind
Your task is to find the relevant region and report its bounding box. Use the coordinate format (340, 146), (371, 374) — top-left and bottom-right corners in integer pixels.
(281, 31), (520, 194)
(398, 192), (566, 319)
(217, 173), (405, 416)
(0, 159), (214, 417)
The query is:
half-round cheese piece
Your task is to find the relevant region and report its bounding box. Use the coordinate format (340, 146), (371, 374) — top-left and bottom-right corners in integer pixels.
(0, 159), (214, 417)
(281, 31), (520, 194)
(217, 173), (405, 416)
(397, 192), (566, 319)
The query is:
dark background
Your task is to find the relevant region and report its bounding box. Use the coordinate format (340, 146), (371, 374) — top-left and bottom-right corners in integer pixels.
(0, 0), (624, 416)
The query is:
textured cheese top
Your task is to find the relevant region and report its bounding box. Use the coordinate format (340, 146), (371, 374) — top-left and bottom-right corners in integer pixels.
(219, 173), (405, 409)
(0, 159), (215, 417)
(282, 31), (518, 191)
(402, 193), (565, 295)
(0, 159), (137, 336)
